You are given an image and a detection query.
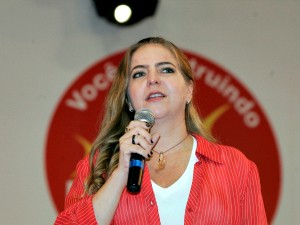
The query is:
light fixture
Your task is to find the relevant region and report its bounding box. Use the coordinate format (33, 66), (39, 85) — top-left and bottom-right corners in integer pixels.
(92, 0), (159, 26)
(114, 5), (132, 24)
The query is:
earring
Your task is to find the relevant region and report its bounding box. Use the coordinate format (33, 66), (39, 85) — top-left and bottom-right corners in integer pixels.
(128, 102), (134, 112)
(125, 96), (134, 112)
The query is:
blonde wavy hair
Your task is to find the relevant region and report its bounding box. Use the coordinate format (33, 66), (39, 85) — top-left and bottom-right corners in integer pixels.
(85, 37), (213, 195)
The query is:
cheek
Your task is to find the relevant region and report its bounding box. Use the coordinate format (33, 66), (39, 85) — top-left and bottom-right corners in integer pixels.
(128, 84), (143, 106)
(170, 84), (188, 100)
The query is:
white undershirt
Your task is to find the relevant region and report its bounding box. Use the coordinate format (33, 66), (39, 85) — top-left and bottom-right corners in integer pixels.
(151, 137), (198, 225)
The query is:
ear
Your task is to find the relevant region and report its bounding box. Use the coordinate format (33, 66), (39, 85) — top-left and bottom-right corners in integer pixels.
(186, 81), (193, 104)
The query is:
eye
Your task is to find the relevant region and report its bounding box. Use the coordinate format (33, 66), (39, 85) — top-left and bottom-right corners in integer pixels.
(132, 71), (145, 79)
(161, 67), (175, 73)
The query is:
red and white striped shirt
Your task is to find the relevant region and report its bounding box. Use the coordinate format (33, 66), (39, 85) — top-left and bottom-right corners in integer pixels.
(55, 135), (268, 225)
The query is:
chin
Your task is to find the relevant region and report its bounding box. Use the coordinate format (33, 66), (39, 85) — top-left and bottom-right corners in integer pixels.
(151, 109), (165, 119)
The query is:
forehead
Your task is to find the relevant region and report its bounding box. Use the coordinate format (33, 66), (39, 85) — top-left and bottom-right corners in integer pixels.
(130, 44), (177, 66)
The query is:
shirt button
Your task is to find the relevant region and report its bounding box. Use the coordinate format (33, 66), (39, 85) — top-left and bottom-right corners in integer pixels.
(150, 200), (154, 206)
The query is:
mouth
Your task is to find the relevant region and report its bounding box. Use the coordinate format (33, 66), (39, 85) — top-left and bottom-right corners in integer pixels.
(146, 92), (166, 100)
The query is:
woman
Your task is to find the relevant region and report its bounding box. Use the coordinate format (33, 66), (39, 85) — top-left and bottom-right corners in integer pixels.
(55, 37), (268, 224)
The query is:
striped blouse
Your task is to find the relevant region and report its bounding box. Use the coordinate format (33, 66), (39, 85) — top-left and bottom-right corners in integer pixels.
(55, 134), (268, 225)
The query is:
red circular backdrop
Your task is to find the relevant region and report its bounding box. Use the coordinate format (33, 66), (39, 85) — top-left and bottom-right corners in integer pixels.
(45, 50), (281, 223)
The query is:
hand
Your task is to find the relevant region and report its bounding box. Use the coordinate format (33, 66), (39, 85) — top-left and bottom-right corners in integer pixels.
(118, 121), (160, 174)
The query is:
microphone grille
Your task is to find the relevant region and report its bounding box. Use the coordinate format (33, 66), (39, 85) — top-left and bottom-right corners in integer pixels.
(134, 108), (155, 128)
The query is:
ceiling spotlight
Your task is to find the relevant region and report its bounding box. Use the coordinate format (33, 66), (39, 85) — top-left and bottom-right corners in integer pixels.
(92, 0), (159, 26)
(114, 5), (132, 24)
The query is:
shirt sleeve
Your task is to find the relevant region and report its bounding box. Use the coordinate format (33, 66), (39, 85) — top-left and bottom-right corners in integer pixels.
(54, 156), (98, 225)
(240, 161), (268, 225)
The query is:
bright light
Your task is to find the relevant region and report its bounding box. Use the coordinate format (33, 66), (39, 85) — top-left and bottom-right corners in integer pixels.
(114, 5), (132, 23)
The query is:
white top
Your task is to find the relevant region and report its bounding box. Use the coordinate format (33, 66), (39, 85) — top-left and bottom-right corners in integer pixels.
(151, 137), (198, 225)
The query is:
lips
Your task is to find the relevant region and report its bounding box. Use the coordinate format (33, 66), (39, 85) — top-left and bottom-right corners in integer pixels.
(146, 92), (166, 100)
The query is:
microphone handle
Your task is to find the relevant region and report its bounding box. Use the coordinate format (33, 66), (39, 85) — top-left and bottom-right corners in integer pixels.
(127, 153), (145, 194)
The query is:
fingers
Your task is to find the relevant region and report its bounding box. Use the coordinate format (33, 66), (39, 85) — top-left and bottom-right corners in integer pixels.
(120, 121), (160, 159)
(120, 133), (152, 159)
(124, 121), (152, 144)
(126, 120), (150, 131)
(131, 134), (152, 157)
(150, 133), (160, 146)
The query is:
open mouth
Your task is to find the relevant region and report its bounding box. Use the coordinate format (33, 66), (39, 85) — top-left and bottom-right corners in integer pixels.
(146, 92), (166, 100)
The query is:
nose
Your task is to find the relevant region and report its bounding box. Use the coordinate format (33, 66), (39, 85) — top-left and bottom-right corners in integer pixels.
(147, 70), (160, 86)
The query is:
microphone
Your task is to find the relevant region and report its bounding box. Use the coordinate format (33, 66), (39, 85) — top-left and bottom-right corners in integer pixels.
(127, 108), (155, 194)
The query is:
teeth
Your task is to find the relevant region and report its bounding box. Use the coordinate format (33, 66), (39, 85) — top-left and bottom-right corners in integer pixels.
(149, 93), (164, 98)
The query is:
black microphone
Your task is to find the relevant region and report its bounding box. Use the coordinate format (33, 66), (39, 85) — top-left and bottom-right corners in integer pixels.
(127, 108), (155, 194)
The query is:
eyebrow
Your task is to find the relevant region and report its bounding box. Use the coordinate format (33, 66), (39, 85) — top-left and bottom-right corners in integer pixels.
(130, 61), (176, 74)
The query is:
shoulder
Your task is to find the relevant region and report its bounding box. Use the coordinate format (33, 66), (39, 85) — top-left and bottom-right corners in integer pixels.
(193, 134), (253, 170)
(74, 155), (91, 179)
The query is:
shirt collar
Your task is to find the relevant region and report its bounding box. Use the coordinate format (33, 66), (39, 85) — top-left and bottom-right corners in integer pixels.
(192, 134), (224, 164)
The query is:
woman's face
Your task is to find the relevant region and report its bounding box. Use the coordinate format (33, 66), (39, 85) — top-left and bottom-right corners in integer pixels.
(127, 44), (193, 121)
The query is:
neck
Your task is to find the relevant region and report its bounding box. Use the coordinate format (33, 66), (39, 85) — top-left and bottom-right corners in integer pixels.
(153, 133), (190, 154)
(151, 119), (189, 154)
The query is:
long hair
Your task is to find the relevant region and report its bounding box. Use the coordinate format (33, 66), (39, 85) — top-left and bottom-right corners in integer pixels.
(85, 37), (213, 195)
